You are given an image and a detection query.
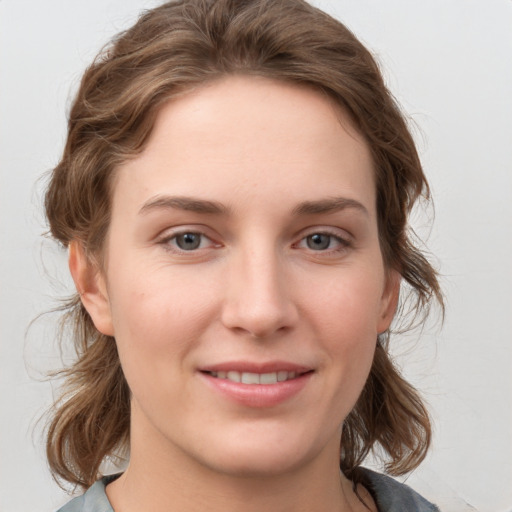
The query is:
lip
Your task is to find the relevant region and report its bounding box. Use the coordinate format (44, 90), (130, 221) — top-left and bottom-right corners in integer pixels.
(199, 361), (312, 374)
(198, 361), (314, 408)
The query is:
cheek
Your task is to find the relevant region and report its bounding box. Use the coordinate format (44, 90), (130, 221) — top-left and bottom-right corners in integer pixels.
(304, 267), (384, 385)
(307, 267), (385, 337)
(105, 264), (219, 389)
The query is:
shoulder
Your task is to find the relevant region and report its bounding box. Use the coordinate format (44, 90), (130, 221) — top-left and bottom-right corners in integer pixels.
(359, 468), (441, 512)
(55, 475), (119, 512)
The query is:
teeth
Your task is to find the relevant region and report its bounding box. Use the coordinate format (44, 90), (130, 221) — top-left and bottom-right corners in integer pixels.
(226, 370), (240, 383)
(277, 370), (288, 382)
(209, 370), (299, 384)
(260, 372), (278, 384)
(241, 372), (260, 384)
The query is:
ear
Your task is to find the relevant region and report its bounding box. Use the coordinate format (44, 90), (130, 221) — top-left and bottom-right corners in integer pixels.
(377, 270), (401, 334)
(68, 240), (114, 336)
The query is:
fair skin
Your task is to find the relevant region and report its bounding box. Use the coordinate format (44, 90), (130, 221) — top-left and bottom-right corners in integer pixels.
(71, 76), (399, 512)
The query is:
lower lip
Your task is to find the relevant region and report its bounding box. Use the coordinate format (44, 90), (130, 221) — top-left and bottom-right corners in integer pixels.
(200, 372), (313, 408)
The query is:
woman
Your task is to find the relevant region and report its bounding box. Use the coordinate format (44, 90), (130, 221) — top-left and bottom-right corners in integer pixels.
(45, 0), (443, 510)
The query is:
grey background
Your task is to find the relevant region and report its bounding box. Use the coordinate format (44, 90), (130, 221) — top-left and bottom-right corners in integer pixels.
(1, 1), (511, 511)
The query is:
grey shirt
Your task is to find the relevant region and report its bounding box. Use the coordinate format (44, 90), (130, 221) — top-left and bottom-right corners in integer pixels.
(57, 468), (440, 512)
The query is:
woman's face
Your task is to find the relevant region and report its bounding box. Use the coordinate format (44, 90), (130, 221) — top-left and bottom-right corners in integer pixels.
(79, 76), (398, 477)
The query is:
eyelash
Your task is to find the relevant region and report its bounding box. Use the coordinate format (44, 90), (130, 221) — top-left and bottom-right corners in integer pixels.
(294, 230), (352, 254)
(158, 230), (218, 253)
(157, 229), (352, 255)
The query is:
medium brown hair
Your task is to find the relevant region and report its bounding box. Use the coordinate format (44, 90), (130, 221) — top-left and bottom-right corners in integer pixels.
(45, 0), (443, 489)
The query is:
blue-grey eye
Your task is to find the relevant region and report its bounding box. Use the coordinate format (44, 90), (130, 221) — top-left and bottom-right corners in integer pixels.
(306, 233), (331, 250)
(175, 232), (202, 250)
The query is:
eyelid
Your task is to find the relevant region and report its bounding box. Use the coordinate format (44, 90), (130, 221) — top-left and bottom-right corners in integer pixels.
(293, 227), (353, 253)
(154, 224), (353, 255)
(156, 226), (221, 253)
(298, 226), (353, 241)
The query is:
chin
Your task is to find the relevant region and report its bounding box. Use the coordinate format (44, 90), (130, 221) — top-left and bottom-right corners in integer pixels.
(189, 426), (331, 478)
(206, 449), (310, 478)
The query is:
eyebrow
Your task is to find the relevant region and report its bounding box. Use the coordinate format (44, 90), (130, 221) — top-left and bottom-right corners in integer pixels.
(292, 197), (369, 216)
(139, 195), (229, 215)
(139, 194), (368, 217)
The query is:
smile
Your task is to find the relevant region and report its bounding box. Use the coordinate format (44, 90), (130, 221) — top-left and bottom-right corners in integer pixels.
(206, 370), (300, 385)
(201, 368), (313, 408)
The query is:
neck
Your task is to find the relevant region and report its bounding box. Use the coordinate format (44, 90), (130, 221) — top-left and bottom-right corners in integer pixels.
(106, 409), (374, 512)
(108, 458), (362, 512)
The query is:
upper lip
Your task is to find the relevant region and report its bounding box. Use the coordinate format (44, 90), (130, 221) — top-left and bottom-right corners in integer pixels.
(198, 361), (313, 374)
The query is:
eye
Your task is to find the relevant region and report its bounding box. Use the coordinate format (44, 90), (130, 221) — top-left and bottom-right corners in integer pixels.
(174, 232), (203, 250)
(295, 231), (351, 253)
(160, 231), (216, 252)
(306, 233), (332, 251)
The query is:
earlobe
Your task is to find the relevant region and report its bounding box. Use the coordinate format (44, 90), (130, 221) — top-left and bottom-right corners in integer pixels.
(68, 241), (114, 336)
(377, 270), (401, 334)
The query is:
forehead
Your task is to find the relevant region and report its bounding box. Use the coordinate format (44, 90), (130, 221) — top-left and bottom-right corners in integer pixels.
(112, 75), (376, 216)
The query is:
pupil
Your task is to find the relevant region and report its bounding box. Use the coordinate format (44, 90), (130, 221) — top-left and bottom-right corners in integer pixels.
(307, 234), (330, 250)
(177, 233), (200, 250)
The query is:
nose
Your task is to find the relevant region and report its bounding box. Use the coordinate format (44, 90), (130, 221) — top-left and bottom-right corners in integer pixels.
(220, 246), (299, 339)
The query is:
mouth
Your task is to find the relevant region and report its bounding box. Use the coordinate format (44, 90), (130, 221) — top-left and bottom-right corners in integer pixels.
(203, 370), (310, 385)
(199, 363), (314, 407)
